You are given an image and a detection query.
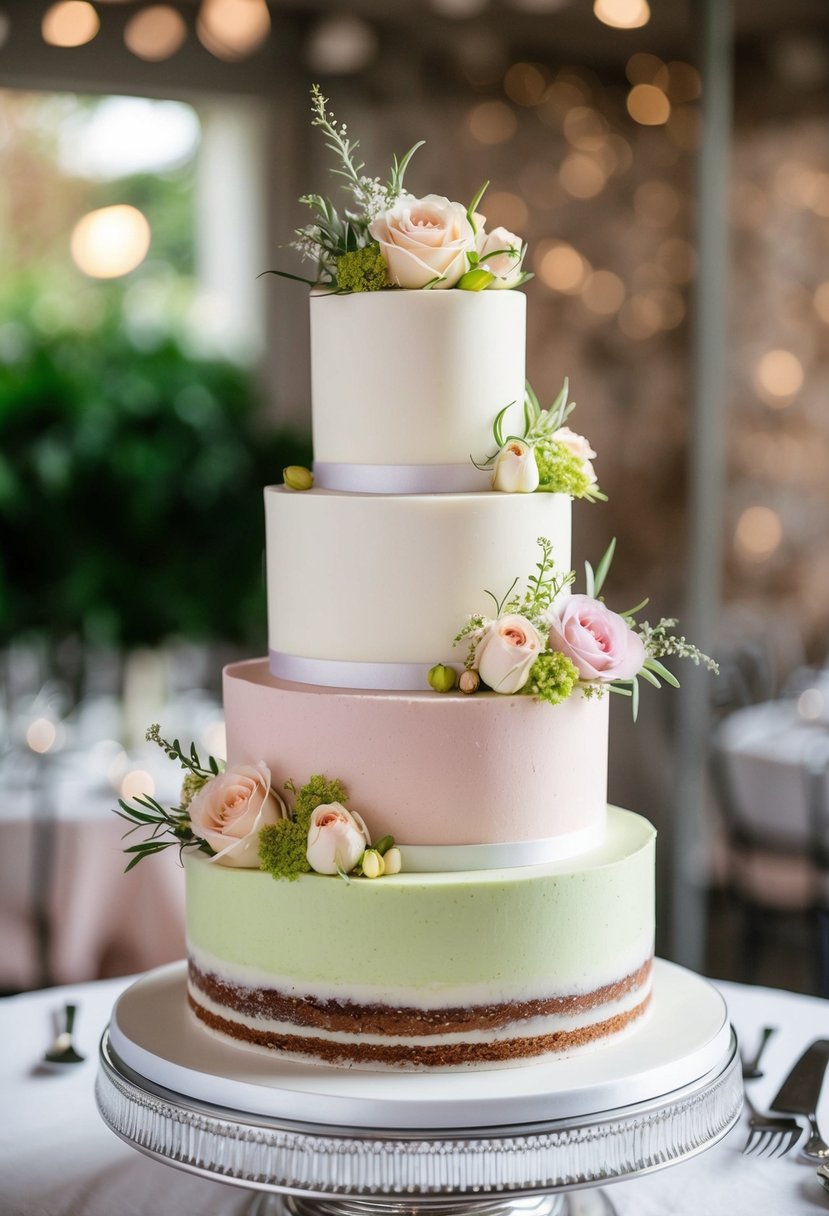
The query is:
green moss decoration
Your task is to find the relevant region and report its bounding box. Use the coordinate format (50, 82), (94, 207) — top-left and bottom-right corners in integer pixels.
(335, 245), (389, 293)
(259, 819), (311, 881)
(533, 439), (593, 498)
(259, 774), (350, 881)
(523, 651), (579, 706)
(288, 774), (349, 827)
(180, 771), (209, 809)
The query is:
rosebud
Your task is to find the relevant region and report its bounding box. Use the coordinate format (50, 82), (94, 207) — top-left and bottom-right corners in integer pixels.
(428, 663), (457, 693)
(457, 267), (496, 292)
(459, 670), (481, 695)
(283, 466), (314, 491)
(361, 848), (385, 879)
(383, 846), (402, 875)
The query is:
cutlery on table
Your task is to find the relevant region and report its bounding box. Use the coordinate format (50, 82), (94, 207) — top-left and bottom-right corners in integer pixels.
(742, 1091), (803, 1159)
(42, 1002), (85, 1067)
(770, 1038), (829, 1161)
(818, 1163), (829, 1193)
(742, 1025), (777, 1080)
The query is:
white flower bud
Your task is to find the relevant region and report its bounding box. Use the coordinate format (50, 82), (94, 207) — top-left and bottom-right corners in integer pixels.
(361, 848), (385, 879)
(491, 439), (540, 494)
(383, 846), (402, 875)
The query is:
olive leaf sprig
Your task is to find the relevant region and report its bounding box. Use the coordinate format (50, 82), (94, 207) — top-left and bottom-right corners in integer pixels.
(112, 726), (222, 872)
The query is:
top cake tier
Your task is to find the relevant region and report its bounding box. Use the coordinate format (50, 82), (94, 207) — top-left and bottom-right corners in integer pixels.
(310, 291), (526, 494)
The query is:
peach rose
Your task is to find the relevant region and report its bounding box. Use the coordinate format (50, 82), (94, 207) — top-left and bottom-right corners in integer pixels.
(369, 194), (476, 289)
(475, 613), (542, 694)
(188, 762), (286, 868)
(477, 225), (525, 289)
(548, 595), (645, 681)
(306, 803), (370, 876)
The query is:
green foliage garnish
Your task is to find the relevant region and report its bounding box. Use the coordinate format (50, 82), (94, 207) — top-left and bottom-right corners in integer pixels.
(259, 774), (350, 881)
(272, 85), (422, 289)
(113, 726), (224, 872)
(335, 244), (389, 293)
(508, 537), (574, 623)
(258, 819), (311, 882)
(638, 619), (720, 673)
(523, 652), (579, 706)
(533, 439), (600, 499)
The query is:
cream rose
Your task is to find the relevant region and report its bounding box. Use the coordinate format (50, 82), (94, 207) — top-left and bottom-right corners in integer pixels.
(475, 613), (542, 694)
(492, 438), (540, 493)
(306, 803), (370, 876)
(369, 194), (477, 289)
(548, 595), (645, 681)
(477, 225), (525, 289)
(555, 426), (598, 484)
(188, 762), (286, 868)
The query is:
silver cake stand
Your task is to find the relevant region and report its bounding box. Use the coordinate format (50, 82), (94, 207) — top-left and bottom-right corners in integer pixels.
(95, 960), (743, 1216)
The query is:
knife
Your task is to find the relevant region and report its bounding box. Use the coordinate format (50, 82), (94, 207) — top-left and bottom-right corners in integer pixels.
(770, 1039), (829, 1115)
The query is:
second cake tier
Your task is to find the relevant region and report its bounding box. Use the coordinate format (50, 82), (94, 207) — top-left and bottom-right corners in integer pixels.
(265, 487), (571, 690)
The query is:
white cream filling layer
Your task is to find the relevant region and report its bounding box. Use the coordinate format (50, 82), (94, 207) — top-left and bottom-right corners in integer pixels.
(188, 971), (652, 1048)
(187, 940), (655, 1009)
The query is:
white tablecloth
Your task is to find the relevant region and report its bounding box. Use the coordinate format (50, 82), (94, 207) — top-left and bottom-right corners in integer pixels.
(1, 974), (828, 1215)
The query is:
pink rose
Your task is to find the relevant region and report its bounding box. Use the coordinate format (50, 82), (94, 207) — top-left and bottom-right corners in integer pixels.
(548, 595), (645, 681)
(476, 225), (525, 289)
(188, 762), (286, 868)
(369, 194), (476, 289)
(306, 803), (370, 875)
(555, 426), (598, 485)
(475, 613), (542, 694)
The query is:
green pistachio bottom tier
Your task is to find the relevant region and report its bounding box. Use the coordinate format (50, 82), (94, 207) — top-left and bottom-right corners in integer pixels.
(186, 806), (655, 1070)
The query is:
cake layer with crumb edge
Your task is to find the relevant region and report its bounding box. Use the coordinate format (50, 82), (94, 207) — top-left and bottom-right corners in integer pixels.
(224, 657), (609, 859)
(185, 807), (655, 1070)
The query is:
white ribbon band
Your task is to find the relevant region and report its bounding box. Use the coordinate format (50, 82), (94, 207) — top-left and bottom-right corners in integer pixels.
(398, 821), (606, 873)
(313, 461), (490, 495)
(270, 650), (444, 691)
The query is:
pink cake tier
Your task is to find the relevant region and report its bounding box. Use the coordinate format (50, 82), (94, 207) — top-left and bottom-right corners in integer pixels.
(224, 658), (609, 872)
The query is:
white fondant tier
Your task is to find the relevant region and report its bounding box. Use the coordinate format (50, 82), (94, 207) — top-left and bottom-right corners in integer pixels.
(224, 658), (609, 856)
(265, 487), (571, 688)
(184, 809), (655, 1070)
(310, 291), (526, 493)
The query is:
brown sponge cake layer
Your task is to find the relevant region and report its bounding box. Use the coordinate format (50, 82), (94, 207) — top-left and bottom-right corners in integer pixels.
(187, 987), (652, 1067)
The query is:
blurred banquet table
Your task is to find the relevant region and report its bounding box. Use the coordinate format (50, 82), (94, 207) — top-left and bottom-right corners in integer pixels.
(1, 974), (828, 1216)
(0, 745), (186, 990)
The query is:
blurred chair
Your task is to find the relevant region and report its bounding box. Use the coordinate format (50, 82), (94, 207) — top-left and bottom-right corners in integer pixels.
(712, 708), (829, 997)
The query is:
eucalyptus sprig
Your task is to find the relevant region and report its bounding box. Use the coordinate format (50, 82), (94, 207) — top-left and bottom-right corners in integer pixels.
(114, 794), (212, 873)
(509, 536), (574, 623)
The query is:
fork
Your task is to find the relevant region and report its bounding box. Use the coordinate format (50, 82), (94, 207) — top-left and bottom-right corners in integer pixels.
(742, 1090), (803, 1159)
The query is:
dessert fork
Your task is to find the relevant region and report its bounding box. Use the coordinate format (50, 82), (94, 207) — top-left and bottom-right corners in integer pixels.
(42, 1003), (85, 1067)
(741, 1091), (803, 1158)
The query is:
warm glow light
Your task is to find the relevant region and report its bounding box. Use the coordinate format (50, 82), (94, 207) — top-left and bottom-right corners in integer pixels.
(430, 0), (488, 15)
(634, 179), (680, 226)
(71, 205), (151, 279)
(124, 6), (187, 61)
(42, 1), (99, 47)
(814, 281), (829, 324)
(626, 52), (663, 84)
(306, 14), (377, 74)
(559, 154), (607, 199)
(197, 0), (270, 61)
(666, 61), (702, 102)
(594, 0), (650, 30)
(121, 769), (156, 801)
(483, 191), (529, 233)
(753, 349), (804, 404)
(467, 100), (517, 145)
(26, 718), (57, 754)
(562, 107), (608, 151)
(536, 242), (589, 294)
(735, 506), (783, 561)
(582, 269), (625, 315)
(627, 84), (670, 125)
(504, 62), (548, 106)
(618, 294), (662, 340)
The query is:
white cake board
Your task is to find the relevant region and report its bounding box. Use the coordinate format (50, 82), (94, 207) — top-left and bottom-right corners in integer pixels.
(109, 958), (730, 1131)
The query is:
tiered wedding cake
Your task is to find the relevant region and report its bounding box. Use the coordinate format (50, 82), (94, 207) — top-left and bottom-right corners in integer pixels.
(121, 89), (713, 1071)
